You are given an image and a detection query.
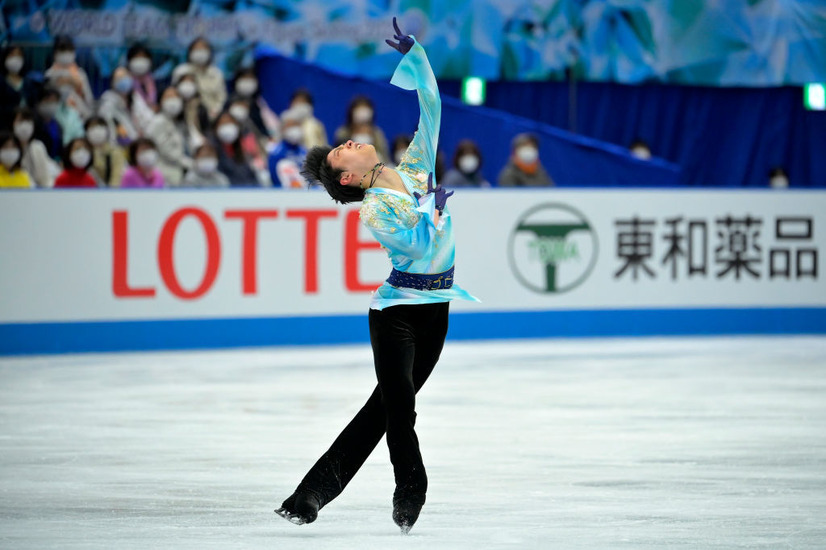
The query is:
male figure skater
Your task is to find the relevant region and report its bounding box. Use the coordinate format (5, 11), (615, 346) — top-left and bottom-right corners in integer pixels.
(275, 18), (477, 534)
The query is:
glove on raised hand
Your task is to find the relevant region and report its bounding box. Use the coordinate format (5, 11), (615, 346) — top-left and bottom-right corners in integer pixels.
(413, 173), (454, 214)
(385, 17), (414, 54)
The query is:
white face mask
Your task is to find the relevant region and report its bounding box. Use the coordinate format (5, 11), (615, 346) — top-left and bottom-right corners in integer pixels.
(283, 126), (304, 145)
(229, 105), (249, 123)
(458, 154), (480, 174)
(291, 102), (312, 120)
(189, 48), (210, 66)
(216, 123), (239, 144)
(70, 148), (91, 168)
(0, 148), (21, 167)
(13, 120), (34, 142)
(86, 125), (108, 146)
(516, 146), (538, 164)
(631, 146), (651, 160)
(55, 51), (76, 65)
(352, 133), (373, 145)
(129, 57), (151, 76)
(5, 55), (24, 74)
(235, 78), (258, 97)
(195, 157), (218, 174)
(161, 97), (183, 117)
(38, 102), (59, 119)
(177, 81), (197, 99)
(770, 175), (789, 189)
(352, 106), (373, 124)
(137, 149), (158, 168)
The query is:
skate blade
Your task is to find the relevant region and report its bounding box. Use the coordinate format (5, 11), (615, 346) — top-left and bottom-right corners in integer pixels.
(274, 507), (307, 525)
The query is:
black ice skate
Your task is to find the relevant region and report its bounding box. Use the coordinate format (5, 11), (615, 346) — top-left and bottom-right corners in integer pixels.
(274, 492), (320, 525)
(392, 494), (425, 534)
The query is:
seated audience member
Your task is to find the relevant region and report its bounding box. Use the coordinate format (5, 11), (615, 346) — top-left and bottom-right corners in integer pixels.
(1, 45), (36, 128)
(769, 167), (789, 189)
(13, 107), (58, 188)
(390, 132), (445, 179)
(498, 133), (554, 187)
(146, 86), (190, 186)
(227, 95), (269, 161)
(181, 143), (230, 188)
(212, 111), (261, 187)
(232, 67), (279, 142)
(629, 139), (652, 160)
(121, 137), (165, 188)
(0, 132), (33, 188)
(98, 66), (152, 146)
(85, 115), (126, 188)
(126, 43), (157, 110)
(33, 86), (66, 161)
(442, 139), (491, 188)
(54, 137), (97, 188)
(334, 95), (389, 162)
(172, 38), (226, 121)
(44, 35), (94, 120)
(174, 68), (210, 151)
(268, 109), (308, 188)
(288, 88), (327, 149)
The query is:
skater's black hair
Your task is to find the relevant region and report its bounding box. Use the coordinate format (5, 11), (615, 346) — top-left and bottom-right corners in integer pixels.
(301, 146), (365, 204)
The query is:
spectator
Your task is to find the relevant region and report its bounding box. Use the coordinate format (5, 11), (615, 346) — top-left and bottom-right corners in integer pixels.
(174, 68), (210, 151)
(54, 137), (97, 188)
(1, 45), (36, 128)
(181, 142), (229, 188)
(126, 43), (158, 110)
(85, 115), (126, 188)
(227, 94), (269, 158)
(121, 137), (165, 188)
(268, 108), (308, 188)
(498, 133), (554, 187)
(390, 134), (411, 166)
(32, 86), (67, 161)
(232, 67), (279, 142)
(44, 35), (94, 120)
(629, 139), (652, 160)
(0, 132), (33, 188)
(334, 95), (389, 162)
(97, 66), (152, 146)
(212, 111), (261, 187)
(288, 88), (327, 149)
(13, 107), (58, 188)
(769, 167), (789, 189)
(145, 86), (190, 186)
(442, 139), (490, 188)
(173, 38), (226, 121)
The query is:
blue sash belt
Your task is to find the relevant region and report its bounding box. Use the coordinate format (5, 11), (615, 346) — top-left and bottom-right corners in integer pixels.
(387, 266), (454, 291)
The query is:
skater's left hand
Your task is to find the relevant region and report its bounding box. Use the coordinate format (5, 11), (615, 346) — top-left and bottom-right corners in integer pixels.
(385, 17), (414, 55)
(413, 173), (453, 214)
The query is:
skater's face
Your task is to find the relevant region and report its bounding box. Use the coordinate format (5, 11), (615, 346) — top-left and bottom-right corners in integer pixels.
(327, 139), (379, 187)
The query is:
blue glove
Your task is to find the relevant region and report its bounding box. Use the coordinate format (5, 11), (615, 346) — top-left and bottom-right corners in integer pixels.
(413, 173), (454, 214)
(385, 17), (414, 55)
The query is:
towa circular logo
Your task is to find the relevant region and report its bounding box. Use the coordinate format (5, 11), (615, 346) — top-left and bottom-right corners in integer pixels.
(508, 203), (599, 294)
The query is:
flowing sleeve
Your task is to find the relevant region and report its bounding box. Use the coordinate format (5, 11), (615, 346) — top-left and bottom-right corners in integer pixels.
(390, 38), (440, 195)
(360, 194), (440, 261)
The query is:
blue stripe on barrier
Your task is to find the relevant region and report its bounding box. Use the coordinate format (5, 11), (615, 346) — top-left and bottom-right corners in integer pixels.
(1, 307), (824, 355)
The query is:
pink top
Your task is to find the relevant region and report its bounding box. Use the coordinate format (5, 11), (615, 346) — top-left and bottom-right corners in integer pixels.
(120, 166), (165, 188)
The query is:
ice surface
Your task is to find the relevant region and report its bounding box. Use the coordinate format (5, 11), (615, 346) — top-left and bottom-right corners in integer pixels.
(1, 336), (825, 549)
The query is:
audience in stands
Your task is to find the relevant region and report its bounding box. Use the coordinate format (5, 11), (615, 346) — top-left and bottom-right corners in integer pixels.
(173, 38), (226, 122)
(174, 68), (210, 151)
(54, 137), (97, 188)
(288, 88), (328, 149)
(1, 45), (36, 129)
(33, 86), (67, 161)
(498, 133), (554, 187)
(0, 132), (32, 188)
(44, 35), (95, 121)
(121, 137), (165, 188)
(232, 67), (280, 143)
(213, 111), (261, 187)
(146, 86), (191, 186)
(14, 107), (58, 188)
(181, 143), (230, 188)
(85, 116), (126, 188)
(334, 95), (389, 162)
(126, 43), (158, 110)
(443, 139), (490, 188)
(268, 108), (308, 188)
(97, 67), (151, 146)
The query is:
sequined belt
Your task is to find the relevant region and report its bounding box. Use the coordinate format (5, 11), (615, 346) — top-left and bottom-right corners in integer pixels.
(387, 267), (454, 291)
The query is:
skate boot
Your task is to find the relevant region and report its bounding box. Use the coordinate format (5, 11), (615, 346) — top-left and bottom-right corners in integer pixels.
(275, 491), (320, 525)
(392, 493), (425, 534)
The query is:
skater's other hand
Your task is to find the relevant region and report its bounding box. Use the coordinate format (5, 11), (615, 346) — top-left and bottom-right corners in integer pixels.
(385, 17), (414, 55)
(413, 173), (453, 214)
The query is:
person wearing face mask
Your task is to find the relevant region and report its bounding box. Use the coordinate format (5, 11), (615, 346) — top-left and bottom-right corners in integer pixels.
(174, 69), (210, 151)
(54, 138), (97, 188)
(44, 35), (94, 120)
(334, 95), (390, 162)
(120, 138), (165, 188)
(126, 43), (157, 110)
(233, 67), (280, 142)
(497, 133), (554, 187)
(32, 86), (66, 161)
(212, 111), (261, 187)
(85, 116), (126, 188)
(267, 109), (309, 188)
(145, 86), (192, 186)
(442, 139), (490, 188)
(13, 107), (59, 188)
(0, 132), (33, 188)
(289, 88), (328, 149)
(181, 143), (230, 188)
(172, 38), (227, 121)
(227, 94), (270, 157)
(1, 45), (37, 129)
(98, 66), (152, 146)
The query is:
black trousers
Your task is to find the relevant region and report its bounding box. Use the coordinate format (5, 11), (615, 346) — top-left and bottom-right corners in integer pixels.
(294, 302), (449, 508)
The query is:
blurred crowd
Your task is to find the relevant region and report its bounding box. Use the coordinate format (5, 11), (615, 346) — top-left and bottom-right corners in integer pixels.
(0, 36), (559, 191)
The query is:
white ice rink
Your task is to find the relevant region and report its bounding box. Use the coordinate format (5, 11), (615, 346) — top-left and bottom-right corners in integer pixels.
(1, 336), (825, 549)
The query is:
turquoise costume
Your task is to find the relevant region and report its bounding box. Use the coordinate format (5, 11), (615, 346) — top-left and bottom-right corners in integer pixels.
(360, 38), (479, 310)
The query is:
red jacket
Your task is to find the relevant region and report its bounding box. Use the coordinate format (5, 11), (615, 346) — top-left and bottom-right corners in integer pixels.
(54, 168), (97, 188)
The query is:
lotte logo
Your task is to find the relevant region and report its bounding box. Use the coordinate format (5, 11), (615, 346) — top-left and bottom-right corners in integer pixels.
(508, 203), (599, 293)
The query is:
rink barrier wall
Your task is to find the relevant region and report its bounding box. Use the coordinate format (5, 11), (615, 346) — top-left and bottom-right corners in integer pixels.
(1, 307), (825, 355)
